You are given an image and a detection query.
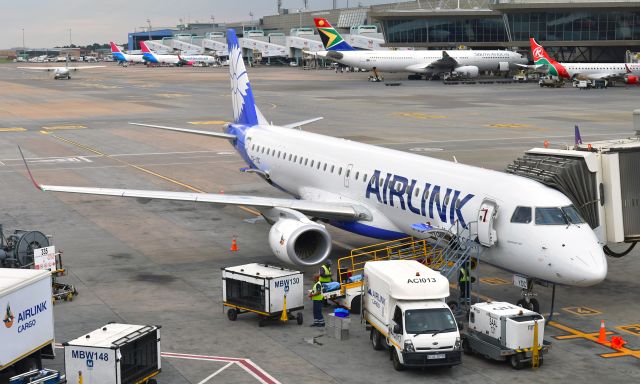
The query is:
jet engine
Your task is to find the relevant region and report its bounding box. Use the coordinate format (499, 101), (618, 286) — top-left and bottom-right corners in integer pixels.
(453, 65), (479, 78)
(268, 217), (332, 266)
(624, 75), (638, 84)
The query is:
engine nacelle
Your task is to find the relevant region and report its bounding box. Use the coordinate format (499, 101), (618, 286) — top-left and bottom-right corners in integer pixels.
(453, 65), (479, 78)
(269, 218), (331, 266)
(625, 75), (638, 84)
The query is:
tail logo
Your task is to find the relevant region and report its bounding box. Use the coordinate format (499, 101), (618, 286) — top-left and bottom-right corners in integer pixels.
(229, 42), (250, 123)
(3, 303), (14, 328)
(532, 46), (544, 61)
(319, 29), (339, 49)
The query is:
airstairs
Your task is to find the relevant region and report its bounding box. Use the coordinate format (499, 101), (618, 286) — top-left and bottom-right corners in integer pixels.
(426, 221), (483, 280)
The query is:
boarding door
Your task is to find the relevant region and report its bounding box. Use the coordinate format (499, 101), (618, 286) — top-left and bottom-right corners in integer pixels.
(477, 199), (498, 247)
(344, 164), (353, 188)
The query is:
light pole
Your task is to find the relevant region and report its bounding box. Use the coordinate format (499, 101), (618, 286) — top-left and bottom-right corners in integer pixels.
(69, 28), (72, 46)
(21, 28), (25, 56)
(147, 19), (152, 41)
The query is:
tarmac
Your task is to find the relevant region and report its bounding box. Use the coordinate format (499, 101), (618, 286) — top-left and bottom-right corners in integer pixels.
(0, 63), (639, 383)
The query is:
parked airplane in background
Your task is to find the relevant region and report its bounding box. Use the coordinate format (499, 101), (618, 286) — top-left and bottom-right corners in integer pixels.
(312, 18), (528, 79)
(140, 41), (185, 65)
(21, 30), (607, 313)
(18, 58), (105, 79)
(110, 42), (145, 64)
(525, 38), (640, 84)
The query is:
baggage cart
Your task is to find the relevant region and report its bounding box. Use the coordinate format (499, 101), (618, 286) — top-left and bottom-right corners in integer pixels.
(222, 263), (304, 327)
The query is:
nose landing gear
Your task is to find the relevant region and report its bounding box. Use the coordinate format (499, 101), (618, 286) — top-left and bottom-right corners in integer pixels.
(516, 278), (540, 313)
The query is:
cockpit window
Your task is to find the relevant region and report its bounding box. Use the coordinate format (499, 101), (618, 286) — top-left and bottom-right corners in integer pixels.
(562, 205), (586, 224)
(535, 207), (567, 225)
(510, 206), (532, 224)
(535, 206), (586, 225)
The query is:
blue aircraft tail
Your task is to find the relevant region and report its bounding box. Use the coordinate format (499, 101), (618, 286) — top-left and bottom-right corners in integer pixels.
(226, 29), (266, 126)
(574, 125), (582, 146)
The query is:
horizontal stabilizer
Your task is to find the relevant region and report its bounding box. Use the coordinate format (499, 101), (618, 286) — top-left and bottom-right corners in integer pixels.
(128, 123), (236, 139)
(283, 117), (323, 129)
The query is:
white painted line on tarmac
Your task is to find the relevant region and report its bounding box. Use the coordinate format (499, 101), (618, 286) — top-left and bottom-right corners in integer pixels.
(197, 362), (234, 384)
(0, 160), (4, 166)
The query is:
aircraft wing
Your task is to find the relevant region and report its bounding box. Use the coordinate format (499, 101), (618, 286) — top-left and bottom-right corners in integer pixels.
(128, 123), (236, 139)
(516, 63), (549, 73)
(423, 51), (459, 71)
(17, 67), (58, 71)
(19, 147), (369, 221)
(68, 66), (107, 71)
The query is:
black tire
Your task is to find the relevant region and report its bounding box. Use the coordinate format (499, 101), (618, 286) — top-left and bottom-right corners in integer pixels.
(537, 355), (544, 367)
(258, 317), (266, 327)
(350, 295), (361, 315)
(462, 338), (472, 355)
(147, 380), (157, 384)
(227, 308), (238, 321)
(516, 298), (540, 313)
(296, 312), (303, 325)
(509, 353), (524, 370)
(371, 328), (384, 351)
(392, 350), (405, 371)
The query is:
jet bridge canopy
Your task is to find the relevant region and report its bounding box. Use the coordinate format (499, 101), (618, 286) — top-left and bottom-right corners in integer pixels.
(506, 153), (599, 229)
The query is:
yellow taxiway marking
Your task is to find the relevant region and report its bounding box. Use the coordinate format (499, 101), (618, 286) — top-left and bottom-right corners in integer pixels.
(47, 133), (260, 217)
(487, 123), (530, 128)
(562, 306), (602, 316)
(617, 323), (640, 337)
(0, 127), (27, 132)
(156, 93), (189, 98)
(42, 125), (86, 130)
(392, 112), (447, 119)
(479, 277), (511, 285)
(549, 321), (640, 360)
(188, 121), (228, 125)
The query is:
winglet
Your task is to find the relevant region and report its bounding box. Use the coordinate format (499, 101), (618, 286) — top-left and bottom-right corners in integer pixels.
(18, 146), (42, 191)
(574, 125), (582, 147)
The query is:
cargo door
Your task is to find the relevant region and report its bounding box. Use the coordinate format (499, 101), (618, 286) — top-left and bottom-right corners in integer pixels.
(477, 199), (498, 247)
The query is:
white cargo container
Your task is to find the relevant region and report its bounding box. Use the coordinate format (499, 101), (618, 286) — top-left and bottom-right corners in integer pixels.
(463, 301), (550, 369)
(0, 268), (55, 373)
(63, 323), (161, 384)
(222, 263), (304, 326)
(363, 260), (461, 370)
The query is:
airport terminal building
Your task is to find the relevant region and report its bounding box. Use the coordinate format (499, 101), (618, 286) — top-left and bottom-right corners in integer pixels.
(129, 0), (640, 63)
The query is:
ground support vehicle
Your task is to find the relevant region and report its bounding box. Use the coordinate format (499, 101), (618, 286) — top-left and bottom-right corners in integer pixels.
(320, 237), (442, 314)
(9, 368), (65, 384)
(461, 301), (550, 369)
(63, 323), (161, 384)
(0, 269), (55, 376)
(222, 263), (304, 327)
(363, 260), (462, 370)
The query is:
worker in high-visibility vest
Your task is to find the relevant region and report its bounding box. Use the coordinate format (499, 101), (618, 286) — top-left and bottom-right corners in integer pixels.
(309, 275), (325, 327)
(458, 265), (471, 304)
(319, 260), (332, 283)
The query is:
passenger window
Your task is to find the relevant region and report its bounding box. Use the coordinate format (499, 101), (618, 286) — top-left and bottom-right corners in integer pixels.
(294, 155), (297, 162)
(261, 147), (265, 154)
(304, 159), (308, 166)
(510, 206), (532, 224)
(355, 171), (359, 180)
(415, 187), (420, 197)
(338, 167), (342, 175)
(288, 154), (292, 161)
(363, 174), (367, 182)
(251, 144), (255, 150)
(422, 190), (429, 201)
(331, 165), (335, 173)
(346, 169), (350, 178)
(379, 178), (384, 187)
(323, 164), (327, 171)
(310, 160), (314, 167)
(277, 151), (281, 158)
(317, 162), (321, 169)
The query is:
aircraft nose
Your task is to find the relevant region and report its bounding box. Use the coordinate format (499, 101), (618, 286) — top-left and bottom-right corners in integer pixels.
(573, 245), (608, 286)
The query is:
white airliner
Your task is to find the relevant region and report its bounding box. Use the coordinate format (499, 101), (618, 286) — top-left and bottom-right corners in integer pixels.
(525, 38), (640, 84)
(21, 30), (607, 298)
(18, 58), (105, 80)
(110, 42), (145, 64)
(313, 18), (528, 78)
(139, 41), (217, 66)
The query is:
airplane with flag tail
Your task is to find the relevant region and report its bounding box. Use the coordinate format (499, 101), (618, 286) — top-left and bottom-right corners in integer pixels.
(110, 42), (145, 64)
(522, 38), (640, 84)
(312, 17), (527, 79)
(20, 29), (608, 301)
(140, 41), (189, 66)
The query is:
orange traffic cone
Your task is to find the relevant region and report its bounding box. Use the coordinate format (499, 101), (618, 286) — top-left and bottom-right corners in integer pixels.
(230, 238), (238, 252)
(597, 320), (608, 344)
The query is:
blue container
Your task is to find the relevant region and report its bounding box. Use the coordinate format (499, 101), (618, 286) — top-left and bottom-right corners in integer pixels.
(334, 308), (349, 318)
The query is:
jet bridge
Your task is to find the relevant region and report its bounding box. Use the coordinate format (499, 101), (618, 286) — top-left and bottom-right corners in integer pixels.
(241, 38), (287, 58)
(202, 38), (228, 57)
(171, 38), (204, 54)
(143, 40), (170, 53)
(506, 119), (640, 256)
(347, 33), (387, 50)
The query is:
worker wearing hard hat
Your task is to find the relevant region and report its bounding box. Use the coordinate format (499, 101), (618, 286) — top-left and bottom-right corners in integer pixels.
(319, 260), (332, 283)
(309, 274), (325, 327)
